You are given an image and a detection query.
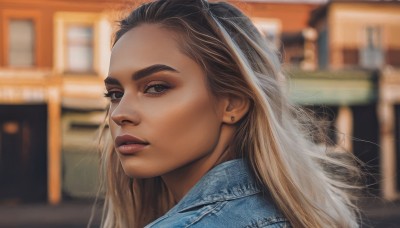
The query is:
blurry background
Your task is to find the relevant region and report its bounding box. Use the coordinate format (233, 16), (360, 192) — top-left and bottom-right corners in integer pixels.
(0, 0), (399, 226)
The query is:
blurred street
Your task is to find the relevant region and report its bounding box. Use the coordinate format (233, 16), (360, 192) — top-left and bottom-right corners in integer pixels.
(361, 199), (400, 227)
(0, 198), (399, 228)
(0, 200), (102, 228)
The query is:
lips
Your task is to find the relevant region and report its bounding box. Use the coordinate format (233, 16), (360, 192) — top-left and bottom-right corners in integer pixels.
(115, 135), (149, 155)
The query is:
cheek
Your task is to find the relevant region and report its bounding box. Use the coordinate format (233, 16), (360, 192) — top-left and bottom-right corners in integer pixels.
(146, 89), (221, 159)
(108, 107), (118, 139)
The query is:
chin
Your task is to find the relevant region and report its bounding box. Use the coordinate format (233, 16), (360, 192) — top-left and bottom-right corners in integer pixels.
(121, 161), (164, 179)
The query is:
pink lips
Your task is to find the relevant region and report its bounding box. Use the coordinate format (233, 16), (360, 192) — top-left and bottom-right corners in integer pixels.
(115, 135), (149, 155)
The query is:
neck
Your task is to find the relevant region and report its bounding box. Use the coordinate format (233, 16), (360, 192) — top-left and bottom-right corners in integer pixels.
(161, 125), (235, 202)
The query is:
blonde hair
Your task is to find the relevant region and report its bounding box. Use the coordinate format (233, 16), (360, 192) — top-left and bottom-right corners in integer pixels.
(96, 1), (361, 227)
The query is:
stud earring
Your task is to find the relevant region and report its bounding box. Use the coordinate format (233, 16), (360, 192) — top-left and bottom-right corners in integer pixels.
(231, 116), (235, 122)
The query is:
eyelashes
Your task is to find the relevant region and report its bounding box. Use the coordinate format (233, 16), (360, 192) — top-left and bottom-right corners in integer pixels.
(104, 91), (123, 102)
(144, 83), (171, 95)
(104, 82), (171, 102)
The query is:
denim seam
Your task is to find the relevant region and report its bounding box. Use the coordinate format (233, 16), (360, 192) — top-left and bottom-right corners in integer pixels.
(177, 185), (261, 213)
(184, 201), (228, 228)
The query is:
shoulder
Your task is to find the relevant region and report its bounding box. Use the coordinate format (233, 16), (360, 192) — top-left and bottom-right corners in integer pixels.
(146, 193), (290, 228)
(189, 194), (291, 228)
(145, 160), (291, 228)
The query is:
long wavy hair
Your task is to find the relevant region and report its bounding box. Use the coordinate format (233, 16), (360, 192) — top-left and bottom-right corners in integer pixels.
(96, 0), (361, 227)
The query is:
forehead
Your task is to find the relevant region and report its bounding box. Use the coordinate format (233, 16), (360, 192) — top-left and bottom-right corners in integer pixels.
(111, 24), (181, 59)
(109, 24), (192, 73)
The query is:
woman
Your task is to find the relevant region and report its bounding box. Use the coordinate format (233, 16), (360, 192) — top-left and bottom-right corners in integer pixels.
(98, 0), (360, 227)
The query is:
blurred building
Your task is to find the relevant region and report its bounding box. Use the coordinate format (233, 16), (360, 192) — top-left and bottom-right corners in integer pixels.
(0, 0), (323, 204)
(309, 0), (400, 201)
(0, 0), (131, 204)
(0, 0), (399, 205)
(228, 0), (323, 69)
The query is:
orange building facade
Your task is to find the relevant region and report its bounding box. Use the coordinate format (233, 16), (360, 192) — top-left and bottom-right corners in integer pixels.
(0, 0), (127, 204)
(309, 0), (400, 200)
(5, 0), (379, 205)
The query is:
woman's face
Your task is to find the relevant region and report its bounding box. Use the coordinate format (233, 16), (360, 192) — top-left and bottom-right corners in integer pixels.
(106, 24), (227, 178)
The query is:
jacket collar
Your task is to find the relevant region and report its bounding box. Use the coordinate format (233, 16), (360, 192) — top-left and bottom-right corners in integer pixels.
(166, 159), (261, 215)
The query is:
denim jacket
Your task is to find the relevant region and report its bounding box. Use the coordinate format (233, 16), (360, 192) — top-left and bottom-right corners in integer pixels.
(145, 159), (290, 228)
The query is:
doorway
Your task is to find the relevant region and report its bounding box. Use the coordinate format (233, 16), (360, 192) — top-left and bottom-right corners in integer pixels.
(0, 104), (47, 203)
(395, 105), (400, 193)
(352, 104), (380, 195)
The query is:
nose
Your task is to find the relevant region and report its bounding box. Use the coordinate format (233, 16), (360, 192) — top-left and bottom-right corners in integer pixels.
(110, 95), (140, 126)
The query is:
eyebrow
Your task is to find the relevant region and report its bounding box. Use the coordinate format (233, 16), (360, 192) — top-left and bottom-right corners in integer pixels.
(132, 64), (179, 81)
(104, 64), (179, 85)
(104, 77), (121, 86)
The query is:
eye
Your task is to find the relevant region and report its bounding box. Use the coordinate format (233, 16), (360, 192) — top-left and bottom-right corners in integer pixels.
(104, 91), (124, 102)
(144, 83), (170, 95)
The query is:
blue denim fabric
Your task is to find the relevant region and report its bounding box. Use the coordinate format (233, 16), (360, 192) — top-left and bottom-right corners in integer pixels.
(145, 159), (290, 228)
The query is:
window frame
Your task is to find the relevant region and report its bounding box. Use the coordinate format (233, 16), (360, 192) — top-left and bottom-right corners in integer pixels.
(359, 25), (385, 69)
(64, 23), (96, 75)
(54, 12), (103, 77)
(1, 9), (43, 68)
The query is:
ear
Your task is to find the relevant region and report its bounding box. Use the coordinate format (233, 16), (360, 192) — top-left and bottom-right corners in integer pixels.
(221, 95), (250, 124)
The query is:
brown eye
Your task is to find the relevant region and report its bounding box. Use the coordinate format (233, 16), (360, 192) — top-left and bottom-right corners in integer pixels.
(104, 91), (124, 102)
(144, 84), (170, 95)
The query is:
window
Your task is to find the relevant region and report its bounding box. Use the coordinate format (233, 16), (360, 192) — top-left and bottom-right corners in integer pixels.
(360, 26), (384, 69)
(66, 25), (94, 73)
(54, 12), (111, 77)
(253, 19), (281, 49)
(8, 19), (35, 67)
(1, 10), (42, 67)
(317, 28), (328, 69)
